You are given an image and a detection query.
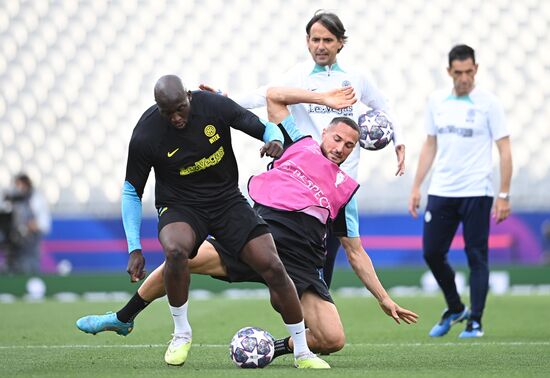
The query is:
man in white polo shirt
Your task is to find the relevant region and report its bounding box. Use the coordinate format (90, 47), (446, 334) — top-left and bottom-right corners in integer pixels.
(408, 44), (513, 338)
(202, 11), (405, 289)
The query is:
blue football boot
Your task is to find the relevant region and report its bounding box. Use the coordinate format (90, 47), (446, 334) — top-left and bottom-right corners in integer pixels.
(459, 320), (484, 338)
(429, 307), (469, 337)
(76, 312), (133, 336)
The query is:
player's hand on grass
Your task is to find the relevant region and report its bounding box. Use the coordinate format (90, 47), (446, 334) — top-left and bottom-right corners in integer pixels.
(322, 86), (357, 109)
(199, 84), (227, 97)
(395, 144), (405, 176)
(408, 187), (421, 218)
(378, 297), (419, 325)
(127, 249), (146, 282)
(260, 140), (283, 158)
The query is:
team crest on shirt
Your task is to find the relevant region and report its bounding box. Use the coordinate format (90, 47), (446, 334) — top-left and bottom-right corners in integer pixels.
(466, 108), (476, 123)
(335, 171), (346, 187)
(342, 80), (351, 87)
(204, 124), (220, 144)
(204, 124), (216, 137)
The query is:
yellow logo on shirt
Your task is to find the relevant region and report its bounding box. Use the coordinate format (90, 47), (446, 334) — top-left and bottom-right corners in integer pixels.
(179, 146), (224, 176)
(205, 124), (220, 144)
(167, 148), (179, 158)
(204, 125), (216, 137)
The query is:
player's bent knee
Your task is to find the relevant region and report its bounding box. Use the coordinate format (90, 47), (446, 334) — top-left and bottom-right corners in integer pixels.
(262, 259), (289, 284)
(247, 251), (285, 278)
(163, 244), (191, 262)
(268, 257), (286, 275)
(313, 332), (345, 353)
(324, 331), (346, 352)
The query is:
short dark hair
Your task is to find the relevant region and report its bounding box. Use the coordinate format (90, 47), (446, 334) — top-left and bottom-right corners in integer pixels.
(15, 173), (33, 190)
(306, 10), (348, 52)
(448, 44), (476, 66)
(329, 116), (360, 135)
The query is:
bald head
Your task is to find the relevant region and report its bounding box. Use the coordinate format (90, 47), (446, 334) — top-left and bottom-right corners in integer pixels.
(154, 75), (192, 129)
(154, 75), (187, 104)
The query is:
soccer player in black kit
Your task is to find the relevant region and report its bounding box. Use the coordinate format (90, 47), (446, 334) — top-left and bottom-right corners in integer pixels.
(118, 75), (329, 368)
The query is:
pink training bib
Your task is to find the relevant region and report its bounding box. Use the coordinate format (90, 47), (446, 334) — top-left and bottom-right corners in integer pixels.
(248, 137), (359, 224)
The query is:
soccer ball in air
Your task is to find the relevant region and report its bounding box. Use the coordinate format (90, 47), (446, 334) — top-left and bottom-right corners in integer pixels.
(229, 326), (275, 368)
(358, 109), (394, 151)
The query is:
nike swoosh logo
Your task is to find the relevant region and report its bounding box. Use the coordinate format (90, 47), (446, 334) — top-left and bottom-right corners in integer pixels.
(167, 148), (179, 157)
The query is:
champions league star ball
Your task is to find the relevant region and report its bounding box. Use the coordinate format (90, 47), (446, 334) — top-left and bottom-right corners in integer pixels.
(358, 109), (394, 151)
(229, 326), (275, 368)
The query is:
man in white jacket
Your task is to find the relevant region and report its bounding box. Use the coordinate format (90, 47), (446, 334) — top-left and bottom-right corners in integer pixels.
(202, 10), (406, 288)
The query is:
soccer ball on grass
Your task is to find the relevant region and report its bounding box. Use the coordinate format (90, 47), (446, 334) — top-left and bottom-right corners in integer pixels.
(229, 326), (275, 368)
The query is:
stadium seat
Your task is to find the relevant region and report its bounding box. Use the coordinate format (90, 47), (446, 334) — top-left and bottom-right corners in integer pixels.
(0, 0), (548, 214)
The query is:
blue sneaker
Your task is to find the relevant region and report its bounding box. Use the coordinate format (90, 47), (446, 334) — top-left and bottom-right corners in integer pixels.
(76, 312), (134, 336)
(429, 307), (469, 337)
(459, 320), (484, 338)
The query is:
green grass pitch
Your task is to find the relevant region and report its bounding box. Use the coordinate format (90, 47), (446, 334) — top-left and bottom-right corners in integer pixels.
(1, 294), (549, 377)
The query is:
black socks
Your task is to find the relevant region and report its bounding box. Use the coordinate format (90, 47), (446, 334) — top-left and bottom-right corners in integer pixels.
(273, 336), (293, 359)
(116, 292), (150, 323)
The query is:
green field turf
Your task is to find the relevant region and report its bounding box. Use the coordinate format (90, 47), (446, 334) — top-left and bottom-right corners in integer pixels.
(1, 295), (549, 377)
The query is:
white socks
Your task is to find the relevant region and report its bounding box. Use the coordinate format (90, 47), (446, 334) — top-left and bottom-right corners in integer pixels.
(169, 301), (192, 340)
(285, 320), (311, 357)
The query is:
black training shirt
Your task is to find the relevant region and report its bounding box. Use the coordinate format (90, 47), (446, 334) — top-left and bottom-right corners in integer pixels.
(125, 91), (266, 208)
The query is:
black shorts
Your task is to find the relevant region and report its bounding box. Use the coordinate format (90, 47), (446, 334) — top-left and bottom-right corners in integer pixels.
(330, 208), (347, 236)
(209, 205), (333, 303)
(157, 195), (268, 258)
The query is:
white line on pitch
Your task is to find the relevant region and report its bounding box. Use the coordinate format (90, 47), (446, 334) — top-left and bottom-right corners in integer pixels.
(1, 341), (549, 349)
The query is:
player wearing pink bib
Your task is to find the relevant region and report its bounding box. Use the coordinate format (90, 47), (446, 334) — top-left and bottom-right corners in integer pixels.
(76, 87), (418, 362)
(249, 136), (359, 225)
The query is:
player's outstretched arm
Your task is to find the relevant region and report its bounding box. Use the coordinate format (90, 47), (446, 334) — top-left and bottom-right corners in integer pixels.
(199, 83), (269, 110)
(340, 236), (419, 325)
(198, 84), (227, 97)
(266, 86), (357, 124)
(378, 297), (419, 325)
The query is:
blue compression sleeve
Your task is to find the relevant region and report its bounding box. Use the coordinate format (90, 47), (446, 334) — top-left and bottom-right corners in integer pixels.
(344, 196), (360, 237)
(280, 114), (305, 141)
(260, 119), (284, 143)
(121, 181), (142, 253)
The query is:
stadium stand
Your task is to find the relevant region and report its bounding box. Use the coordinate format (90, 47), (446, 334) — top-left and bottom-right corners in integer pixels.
(0, 0), (548, 215)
